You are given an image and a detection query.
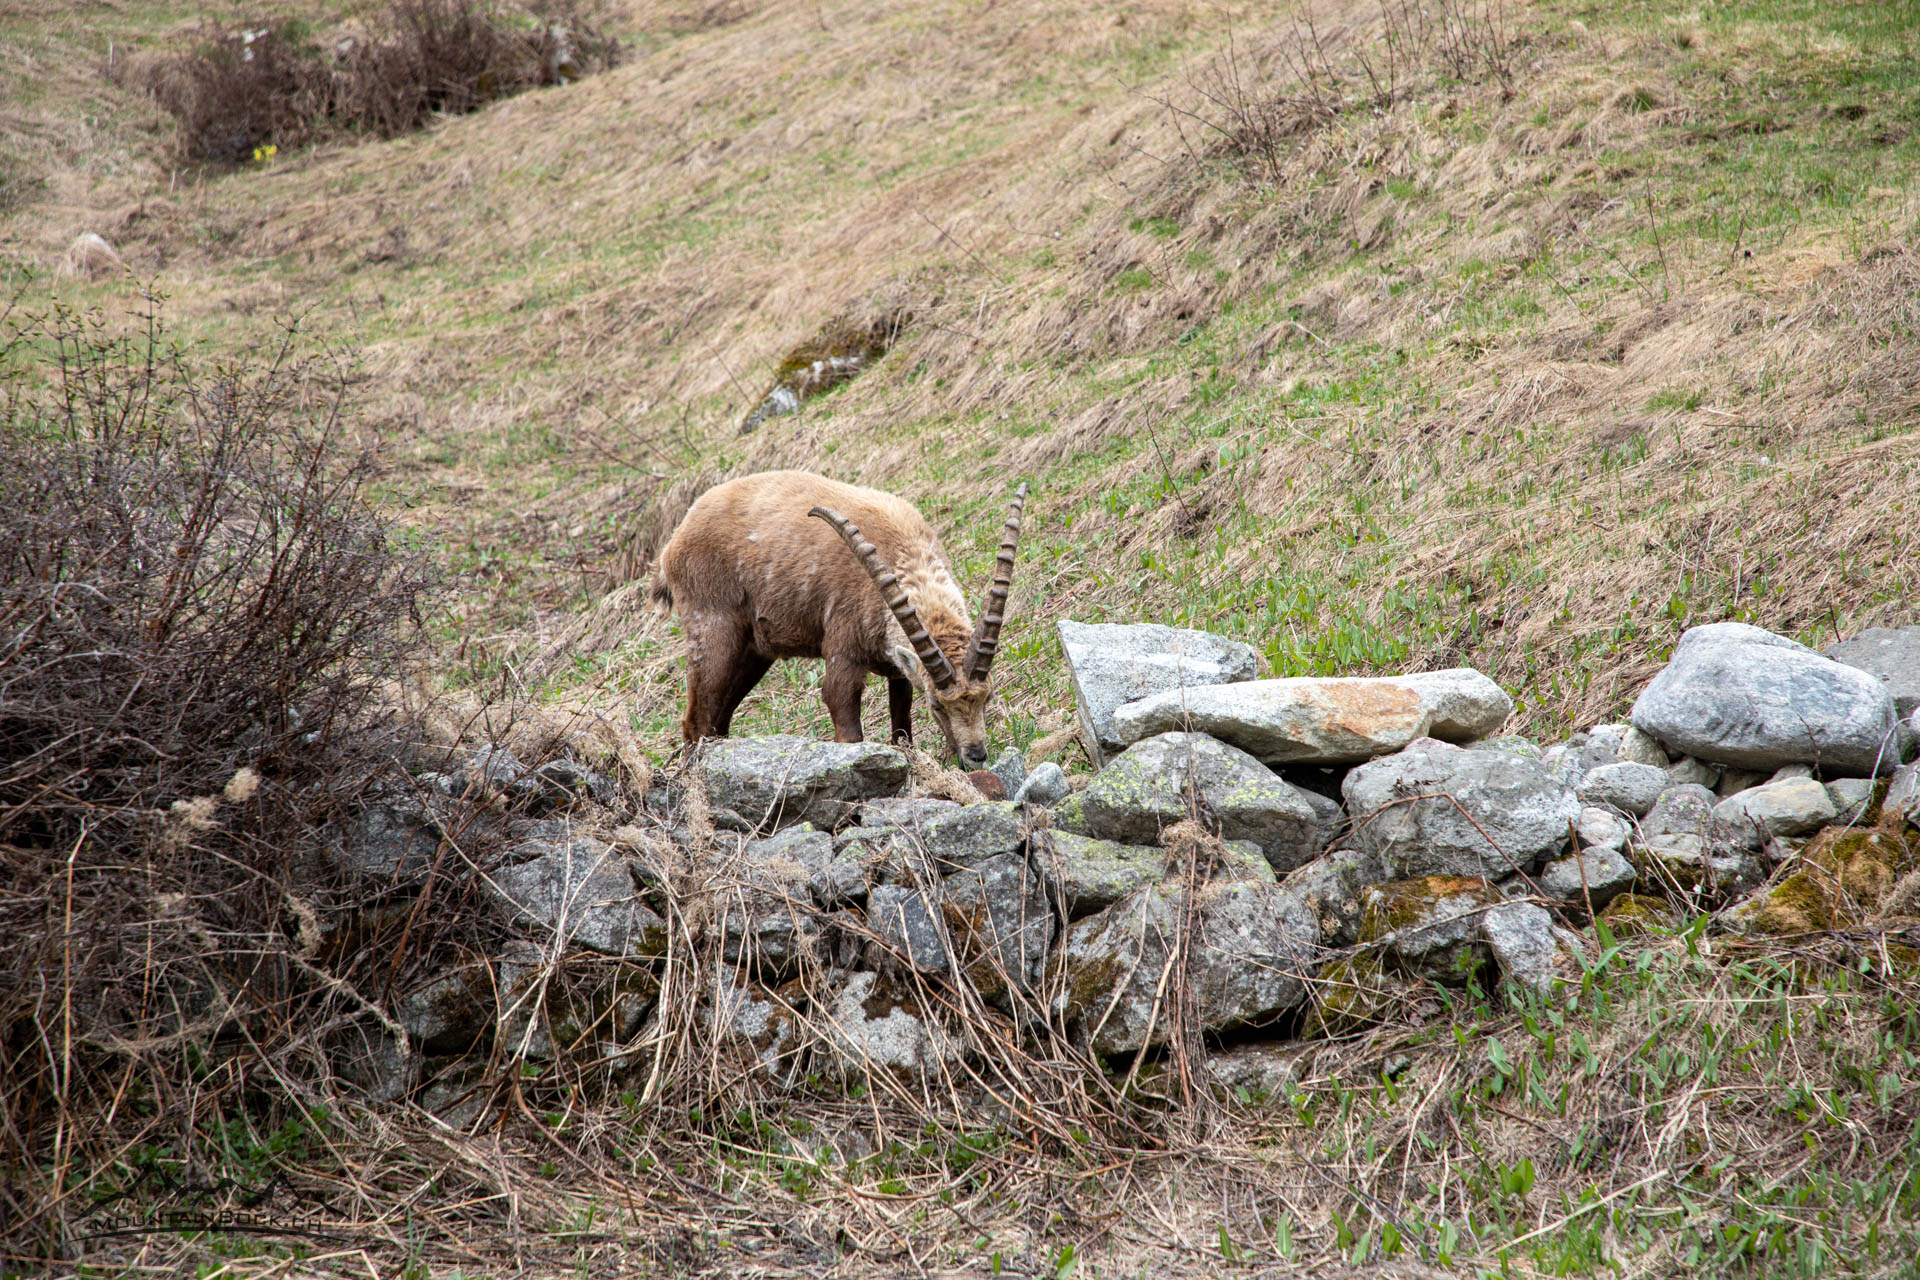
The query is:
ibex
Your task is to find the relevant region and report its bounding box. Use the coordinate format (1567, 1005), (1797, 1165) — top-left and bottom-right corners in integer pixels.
(650, 471), (1028, 765)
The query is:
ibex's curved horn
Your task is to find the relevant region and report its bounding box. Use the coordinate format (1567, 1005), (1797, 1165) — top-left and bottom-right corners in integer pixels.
(809, 506), (959, 692)
(965, 483), (1028, 682)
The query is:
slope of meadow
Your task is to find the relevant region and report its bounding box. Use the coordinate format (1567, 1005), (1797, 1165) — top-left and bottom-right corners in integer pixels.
(5, 1), (1920, 1276)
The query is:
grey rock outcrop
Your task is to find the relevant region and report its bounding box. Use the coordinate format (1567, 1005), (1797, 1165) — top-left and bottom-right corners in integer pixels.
(1713, 778), (1838, 844)
(1824, 626), (1920, 717)
(944, 854), (1052, 1003)
(923, 801), (1026, 872)
(700, 736), (909, 832)
(1109, 669), (1512, 766)
(1080, 732), (1322, 872)
(1826, 777), (1877, 824)
(1035, 830), (1168, 920)
(1341, 743), (1580, 878)
(1013, 762), (1070, 807)
(1538, 847), (1636, 909)
(1577, 762), (1669, 817)
(487, 838), (665, 956)
(1053, 881), (1318, 1057)
(334, 800), (444, 879)
(1630, 623), (1902, 774)
(1057, 620), (1259, 767)
(817, 970), (960, 1079)
(1575, 806), (1630, 852)
(865, 884), (949, 974)
(1482, 902), (1573, 994)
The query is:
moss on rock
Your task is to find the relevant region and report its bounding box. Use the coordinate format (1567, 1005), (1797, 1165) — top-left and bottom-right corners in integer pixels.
(1724, 818), (1920, 935)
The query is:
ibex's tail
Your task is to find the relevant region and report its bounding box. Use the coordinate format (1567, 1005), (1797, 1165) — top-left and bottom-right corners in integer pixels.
(649, 575), (673, 612)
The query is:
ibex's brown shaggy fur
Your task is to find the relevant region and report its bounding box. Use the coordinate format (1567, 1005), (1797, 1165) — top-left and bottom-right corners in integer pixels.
(651, 471), (1026, 764)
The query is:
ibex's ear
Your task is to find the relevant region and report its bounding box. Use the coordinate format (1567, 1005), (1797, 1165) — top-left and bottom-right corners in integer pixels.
(888, 644), (922, 682)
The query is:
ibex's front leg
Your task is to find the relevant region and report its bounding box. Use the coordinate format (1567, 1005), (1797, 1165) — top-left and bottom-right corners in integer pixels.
(822, 655), (868, 743)
(887, 678), (914, 747)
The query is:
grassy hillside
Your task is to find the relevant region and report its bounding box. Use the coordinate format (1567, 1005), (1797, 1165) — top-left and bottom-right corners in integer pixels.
(7, 0), (1918, 764)
(5, 1), (1920, 1275)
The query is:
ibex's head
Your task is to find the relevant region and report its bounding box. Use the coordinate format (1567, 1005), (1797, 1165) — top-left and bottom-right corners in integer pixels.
(810, 485), (1028, 766)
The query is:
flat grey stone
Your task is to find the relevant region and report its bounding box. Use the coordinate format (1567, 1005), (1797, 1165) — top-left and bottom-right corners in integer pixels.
(860, 797), (961, 831)
(1052, 880), (1318, 1057)
(1058, 619), (1259, 767)
(488, 839), (664, 956)
(1110, 669), (1512, 766)
(1826, 777), (1877, 824)
(1204, 1043), (1303, 1101)
(989, 748), (1027, 797)
(1218, 839), (1281, 886)
(1768, 763), (1815, 783)
(1575, 806), (1630, 852)
(1713, 778), (1838, 843)
(1667, 757), (1721, 788)
(817, 970), (959, 1079)
(700, 736), (909, 832)
(1642, 783), (1720, 840)
(1630, 622), (1902, 775)
(943, 853), (1052, 1004)
(1618, 727), (1671, 767)
(866, 884), (948, 973)
(1482, 902), (1566, 994)
(1013, 762), (1070, 807)
(1081, 732), (1321, 872)
(1035, 830), (1167, 920)
(1577, 762), (1669, 817)
(333, 800), (444, 879)
(1280, 844), (1385, 946)
(1538, 848), (1636, 909)
(1824, 626), (1920, 717)
(1341, 745), (1580, 878)
(1470, 735), (1543, 761)
(923, 801), (1026, 872)
(1883, 763), (1918, 827)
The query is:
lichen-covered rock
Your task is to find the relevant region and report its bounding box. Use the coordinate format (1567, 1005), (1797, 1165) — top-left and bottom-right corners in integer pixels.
(866, 883), (949, 973)
(1013, 762), (1070, 807)
(1081, 732), (1320, 872)
(1049, 789), (1092, 835)
(1470, 735), (1542, 761)
(1035, 830), (1167, 920)
(704, 971), (808, 1084)
(1630, 622), (1902, 774)
(1713, 778), (1838, 845)
(719, 833), (828, 979)
(1642, 783), (1720, 839)
(1052, 880), (1318, 1057)
(1057, 619), (1260, 766)
(700, 736), (909, 832)
(1304, 953), (1441, 1038)
(1599, 892), (1672, 936)
(817, 969), (962, 1079)
(1217, 839), (1281, 886)
(1481, 902), (1576, 994)
(1721, 822), (1920, 934)
(1359, 876), (1498, 985)
(1824, 626), (1920, 718)
(923, 801), (1026, 872)
(860, 797), (962, 831)
(943, 853), (1052, 1005)
(1111, 669), (1513, 766)
(487, 839), (665, 956)
(1538, 847), (1637, 909)
(1341, 745), (1580, 879)
(1577, 762), (1669, 817)
(1280, 844), (1385, 946)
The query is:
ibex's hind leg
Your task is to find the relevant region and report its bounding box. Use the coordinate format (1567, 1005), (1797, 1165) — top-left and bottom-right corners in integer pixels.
(887, 678), (914, 747)
(822, 656), (869, 743)
(713, 651), (774, 736)
(681, 615), (753, 743)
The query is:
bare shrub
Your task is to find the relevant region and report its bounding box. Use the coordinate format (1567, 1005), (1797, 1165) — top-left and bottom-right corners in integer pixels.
(128, 0), (622, 164)
(0, 294), (433, 1261)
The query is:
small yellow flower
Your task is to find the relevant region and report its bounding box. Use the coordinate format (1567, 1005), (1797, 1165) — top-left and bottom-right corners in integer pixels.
(252, 144), (278, 164)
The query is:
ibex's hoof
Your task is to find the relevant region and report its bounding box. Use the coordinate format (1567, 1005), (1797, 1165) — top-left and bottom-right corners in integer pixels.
(965, 770), (1006, 801)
